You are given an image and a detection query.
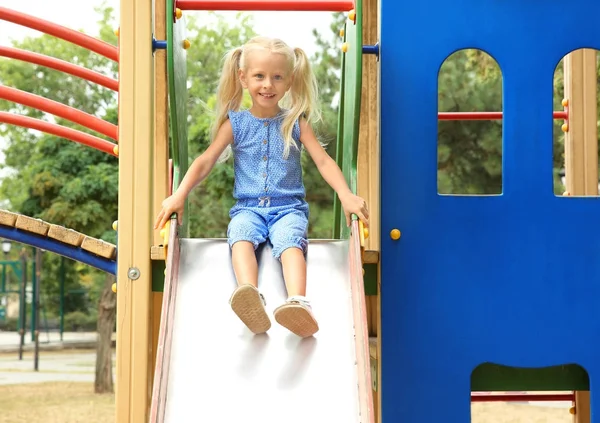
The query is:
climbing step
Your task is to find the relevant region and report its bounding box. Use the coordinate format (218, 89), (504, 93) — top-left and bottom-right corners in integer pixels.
(0, 209), (117, 273)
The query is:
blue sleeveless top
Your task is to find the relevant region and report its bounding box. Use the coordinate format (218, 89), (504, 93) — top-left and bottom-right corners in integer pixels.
(227, 109), (306, 201)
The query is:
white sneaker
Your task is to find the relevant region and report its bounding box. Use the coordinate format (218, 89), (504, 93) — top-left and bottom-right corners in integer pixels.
(273, 295), (319, 338)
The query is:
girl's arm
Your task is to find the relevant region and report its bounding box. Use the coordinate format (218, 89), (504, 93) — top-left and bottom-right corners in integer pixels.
(154, 120), (233, 229)
(299, 119), (369, 227)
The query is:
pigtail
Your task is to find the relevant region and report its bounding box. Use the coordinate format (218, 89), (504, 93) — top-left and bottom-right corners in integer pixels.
(280, 47), (322, 158)
(211, 47), (243, 162)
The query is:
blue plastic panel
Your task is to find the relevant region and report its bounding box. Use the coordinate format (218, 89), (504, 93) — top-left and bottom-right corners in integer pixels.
(380, 1), (600, 421)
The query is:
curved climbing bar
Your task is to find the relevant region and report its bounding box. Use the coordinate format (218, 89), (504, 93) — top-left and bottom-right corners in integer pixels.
(176, 0), (354, 11)
(0, 46), (118, 91)
(0, 211), (116, 274)
(0, 85), (118, 141)
(0, 7), (118, 62)
(0, 112), (118, 156)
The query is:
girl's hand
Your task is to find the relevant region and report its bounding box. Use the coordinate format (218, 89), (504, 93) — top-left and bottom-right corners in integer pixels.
(154, 193), (185, 230)
(340, 192), (369, 227)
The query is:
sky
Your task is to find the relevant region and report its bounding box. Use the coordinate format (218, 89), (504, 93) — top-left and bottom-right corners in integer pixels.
(0, 0), (335, 55)
(0, 0), (337, 178)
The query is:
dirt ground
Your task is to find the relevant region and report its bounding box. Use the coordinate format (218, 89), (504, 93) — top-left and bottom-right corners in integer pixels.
(0, 382), (114, 423)
(472, 402), (571, 423)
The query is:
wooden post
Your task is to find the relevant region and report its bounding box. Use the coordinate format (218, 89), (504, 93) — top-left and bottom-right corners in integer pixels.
(563, 49), (598, 197)
(563, 48), (597, 423)
(357, 0), (380, 421)
(151, 0), (170, 388)
(116, 0), (154, 420)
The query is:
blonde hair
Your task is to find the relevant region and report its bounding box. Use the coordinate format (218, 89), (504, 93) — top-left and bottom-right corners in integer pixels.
(211, 36), (321, 161)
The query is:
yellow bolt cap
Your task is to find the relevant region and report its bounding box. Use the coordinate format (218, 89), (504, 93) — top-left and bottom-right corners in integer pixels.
(112, 220), (118, 231)
(562, 98), (568, 107)
(111, 283), (117, 293)
(176, 8), (183, 19)
(183, 39), (191, 49)
(390, 229), (401, 240)
(364, 228), (369, 239)
(561, 123), (568, 132)
(114, 28), (119, 36)
(113, 145), (119, 156)
(339, 28), (345, 37)
(348, 9), (356, 21)
(342, 42), (349, 53)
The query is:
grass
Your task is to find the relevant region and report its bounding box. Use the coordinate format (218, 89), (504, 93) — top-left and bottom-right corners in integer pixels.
(0, 382), (114, 423)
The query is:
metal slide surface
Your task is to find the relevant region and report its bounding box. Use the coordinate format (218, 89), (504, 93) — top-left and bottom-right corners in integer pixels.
(160, 238), (363, 423)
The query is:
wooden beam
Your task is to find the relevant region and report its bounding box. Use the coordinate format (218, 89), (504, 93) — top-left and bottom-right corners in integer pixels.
(116, 0), (154, 420)
(563, 48), (597, 423)
(151, 0), (169, 393)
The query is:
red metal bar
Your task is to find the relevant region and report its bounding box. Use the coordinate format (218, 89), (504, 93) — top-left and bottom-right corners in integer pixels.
(471, 393), (575, 402)
(0, 112), (118, 157)
(439, 111), (569, 120)
(176, 0), (354, 11)
(0, 46), (118, 91)
(0, 85), (118, 141)
(0, 7), (118, 62)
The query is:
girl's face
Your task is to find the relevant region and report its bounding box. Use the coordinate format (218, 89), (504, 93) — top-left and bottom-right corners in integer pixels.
(239, 49), (292, 115)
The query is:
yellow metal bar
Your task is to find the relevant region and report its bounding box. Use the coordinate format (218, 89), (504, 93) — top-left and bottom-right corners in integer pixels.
(116, 0), (154, 421)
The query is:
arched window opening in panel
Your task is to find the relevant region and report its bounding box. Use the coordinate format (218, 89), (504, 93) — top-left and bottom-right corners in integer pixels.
(438, 49), (503, 195)
(471, 362), (589, 422)
(553, 48), (600, 197)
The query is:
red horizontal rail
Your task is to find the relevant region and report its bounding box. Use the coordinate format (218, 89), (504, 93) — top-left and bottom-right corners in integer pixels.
(0, 7), (118, 62)
(0, 112), (118, 157)
(471, 393), (574, 402)
(0, 46), (118, 91)
(439, 111), (569, 120)
(176, 0), (354, 11)
(0, 85), (118, 141)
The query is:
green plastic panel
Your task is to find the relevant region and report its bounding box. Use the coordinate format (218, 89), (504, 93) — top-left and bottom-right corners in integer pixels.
(363, 263), (377, 296)
(471, 363), (589, 391)
(335, 0), (363, 240)
(167, 0), (189, 237)
(152, 259), (166, 292)
(332, 43), (346, 240)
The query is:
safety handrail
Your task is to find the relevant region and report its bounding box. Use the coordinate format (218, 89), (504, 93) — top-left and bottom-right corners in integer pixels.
(0, 85), (118, 141)
(0, 112), (118, 156)
(0, 46), (118, 91)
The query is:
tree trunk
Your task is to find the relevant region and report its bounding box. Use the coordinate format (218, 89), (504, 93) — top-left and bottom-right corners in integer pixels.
(95, 273), (116, 393)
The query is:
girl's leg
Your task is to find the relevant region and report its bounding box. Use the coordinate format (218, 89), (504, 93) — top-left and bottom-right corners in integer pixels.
(280, 247), (307, 297)
(268, 209), (318, 338)
(228, 211), (270, 334)
(232, 241), (259, 287)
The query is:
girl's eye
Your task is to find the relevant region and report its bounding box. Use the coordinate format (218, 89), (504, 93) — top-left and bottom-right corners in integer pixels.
(255, 74), (263, 79)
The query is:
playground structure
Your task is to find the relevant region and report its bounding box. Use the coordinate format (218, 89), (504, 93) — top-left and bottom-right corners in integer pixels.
(0, 0), (599, 422)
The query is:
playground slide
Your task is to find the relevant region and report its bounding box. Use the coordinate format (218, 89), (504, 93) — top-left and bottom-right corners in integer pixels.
(150, 220), (374, 423)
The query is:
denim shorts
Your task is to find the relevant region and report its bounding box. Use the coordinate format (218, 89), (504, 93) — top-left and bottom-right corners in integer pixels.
(227, 196), (310, 260)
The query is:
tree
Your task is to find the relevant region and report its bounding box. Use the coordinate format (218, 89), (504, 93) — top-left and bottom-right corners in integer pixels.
(0, 4), (119, 393)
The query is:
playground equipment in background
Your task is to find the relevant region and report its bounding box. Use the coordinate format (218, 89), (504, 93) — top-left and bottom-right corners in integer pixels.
(2, 0), (599, 422)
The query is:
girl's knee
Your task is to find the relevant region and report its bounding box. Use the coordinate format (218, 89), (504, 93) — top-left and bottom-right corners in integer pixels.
(227, 212), (267, 249)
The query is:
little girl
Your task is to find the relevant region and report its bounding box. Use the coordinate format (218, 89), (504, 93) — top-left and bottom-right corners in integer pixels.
(154, 36), (369, 338)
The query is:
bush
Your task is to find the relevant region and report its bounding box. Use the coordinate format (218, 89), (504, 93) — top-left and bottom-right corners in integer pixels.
(64, 311), (97, 332)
